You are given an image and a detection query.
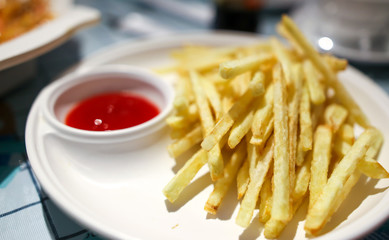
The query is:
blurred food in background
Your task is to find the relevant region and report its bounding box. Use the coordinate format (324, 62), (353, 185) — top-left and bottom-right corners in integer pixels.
(0, 0), (52, 43)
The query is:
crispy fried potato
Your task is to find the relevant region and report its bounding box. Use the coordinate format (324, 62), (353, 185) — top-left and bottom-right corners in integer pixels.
(324, 103), (348, 133)
(271, 64), (290, 222)
(168, 125), (202, 158)
(220, 54), (274, 79)
(298, 84), (313, 154)
(163, 149), (208, 202)
(237, 159), (250, 199)
(189, 71), (215, 136)
(309, 125), (333, 208)
(259, 173), (273, 224)
(303, 60), (326, 105)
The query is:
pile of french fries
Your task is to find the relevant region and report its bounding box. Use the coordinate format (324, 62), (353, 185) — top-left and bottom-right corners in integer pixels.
(159, 15), (388, 238)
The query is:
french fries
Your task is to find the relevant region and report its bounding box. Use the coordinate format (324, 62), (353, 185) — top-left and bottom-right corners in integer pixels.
(161, 14), (387, 239)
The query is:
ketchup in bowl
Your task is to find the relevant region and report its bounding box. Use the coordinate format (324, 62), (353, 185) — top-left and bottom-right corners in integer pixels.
(65, 92), (160, 131)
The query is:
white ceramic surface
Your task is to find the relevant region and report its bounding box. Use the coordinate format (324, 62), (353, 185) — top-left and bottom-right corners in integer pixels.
(40, 65), (174, 147)
(0, 0), (100, 71)
(26, 32), (389, 240)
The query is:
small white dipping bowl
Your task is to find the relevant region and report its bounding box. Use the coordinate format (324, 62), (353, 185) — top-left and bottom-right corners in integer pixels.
(40, 65), (174, 149)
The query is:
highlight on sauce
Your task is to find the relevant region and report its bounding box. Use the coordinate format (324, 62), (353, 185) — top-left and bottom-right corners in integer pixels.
(65, 92), (160, 131)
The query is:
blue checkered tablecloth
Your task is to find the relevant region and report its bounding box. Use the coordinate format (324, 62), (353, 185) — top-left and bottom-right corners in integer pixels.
(1, 0), (389, 239)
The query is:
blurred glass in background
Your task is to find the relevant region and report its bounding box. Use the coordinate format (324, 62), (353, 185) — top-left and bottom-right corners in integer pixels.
(292, 0), (389, 63)
(213, 0), (263, 32)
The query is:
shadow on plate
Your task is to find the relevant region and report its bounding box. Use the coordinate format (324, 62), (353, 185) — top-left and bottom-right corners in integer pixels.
(320, 175), (388, 235)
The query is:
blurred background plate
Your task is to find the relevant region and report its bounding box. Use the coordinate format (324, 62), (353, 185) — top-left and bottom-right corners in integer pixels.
(0, 0), (100, 72)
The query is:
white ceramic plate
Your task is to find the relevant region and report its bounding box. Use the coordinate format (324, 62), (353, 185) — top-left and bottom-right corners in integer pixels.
(26, 32), (389, 240)
(0, 0), (100, 71)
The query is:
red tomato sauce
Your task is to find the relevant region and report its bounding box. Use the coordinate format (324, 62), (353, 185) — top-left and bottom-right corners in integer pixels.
(65, 92), (160, 131)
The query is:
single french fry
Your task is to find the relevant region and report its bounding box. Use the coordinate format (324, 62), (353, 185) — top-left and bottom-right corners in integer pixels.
(324, 103), (348, 133)
(323, 54), (348, 72)
(166, 115), (191, 129)
(333, 123), (355, 157)
(249, 71), (266, 97)
(333, 137), (352, 157)
(189, 71), (215, 136)
(288, 63), (303, 191)
(236, 136), (274, 227)
(228, 103), (256, 149)
(276, 23), (305, 58)
(252, 118), (274, 149)
(219, 54), (274, 79)
(271, 38), (294, 85)
(293, 151), (312, 200)
(299, 84), (313, 153)
(186, 103), (199, 122)
(358, 157), (389, 179)
(296, 141), (307, 167)
(366, 128), (384, 158)
(202, 79), (223, 121)
(186, 55), (231, 72)
(329, 170), (361, 220)
(163, 149), (208, 202)
(271, 63), (290, 222)
(246, 132), (258, 179)
(168, 125), (202, 158)
(305, 128), (380, 236)
(303, 60), (326, 105)
(237, 159), (250, 199)
(208, 135), (228, 181)
(337, 124), (354, 145)
(231, 72), (251, 98)
(281, 15), (369, 127)
(173, 75), (191, 115)
(205, 141), (247, 214)
(309, 125), (333, 208)
(259, 171), (273, 224)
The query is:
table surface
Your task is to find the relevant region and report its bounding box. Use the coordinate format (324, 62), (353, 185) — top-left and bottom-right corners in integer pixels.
(1, 0), (388, 239)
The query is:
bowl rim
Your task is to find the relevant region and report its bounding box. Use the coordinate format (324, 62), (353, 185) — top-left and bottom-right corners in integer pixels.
(40, 64), (174, 142)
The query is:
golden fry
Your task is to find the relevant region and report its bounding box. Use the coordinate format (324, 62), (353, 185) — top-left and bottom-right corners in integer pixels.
(163, 149), (208, 202)
(219, 54), (274, 79)
(324, 103), (348, 133)
(189, 71), (215, 136)
(303, 60), (325, 105)
(271, 64), (290, 222)
(168, 125), (202, 158)
(309, 125), (333, 208)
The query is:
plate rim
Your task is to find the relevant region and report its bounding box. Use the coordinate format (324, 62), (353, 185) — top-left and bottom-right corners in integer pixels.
(25, 31), (389, 240)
